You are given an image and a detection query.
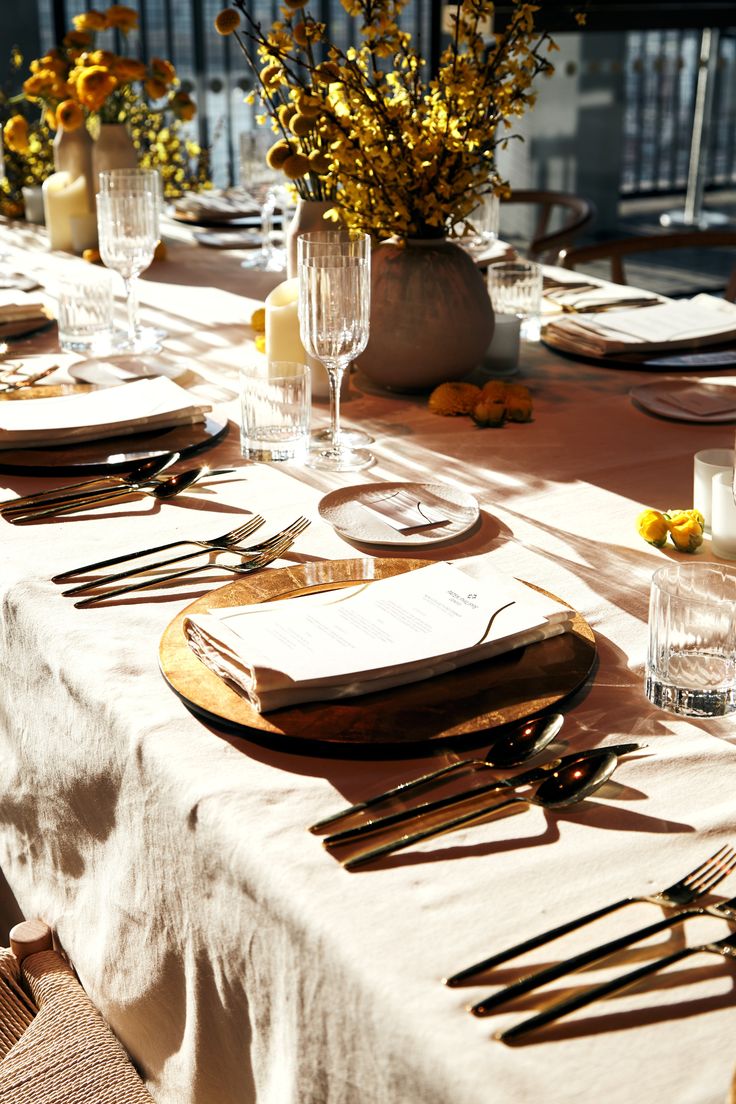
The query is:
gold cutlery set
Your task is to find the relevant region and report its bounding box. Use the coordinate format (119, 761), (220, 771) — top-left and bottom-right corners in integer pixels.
(0, 453), (311, 605)
(312, 732), (644, 870)
(315, 749), (736, 1041)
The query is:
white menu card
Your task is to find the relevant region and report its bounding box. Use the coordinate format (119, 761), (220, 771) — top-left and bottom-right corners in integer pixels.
(185, 560), (573, 712)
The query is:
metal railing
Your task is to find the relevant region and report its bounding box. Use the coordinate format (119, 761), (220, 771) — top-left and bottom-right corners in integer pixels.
(622, 27), (736, 196)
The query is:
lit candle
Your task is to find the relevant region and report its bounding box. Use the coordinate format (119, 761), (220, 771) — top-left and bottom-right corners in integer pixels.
(265, 276), (330, 399)
(693, 448), (735, 531)
(42, 171), (92, 253)
(711, 469), (736, 560)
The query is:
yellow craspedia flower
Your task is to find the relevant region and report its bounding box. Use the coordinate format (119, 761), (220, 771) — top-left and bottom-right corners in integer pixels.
(250, 307), (266, 332)
(307, 150), (330, 175)
(255, 333), (266, 354)
(3, 115), (30, 155)
(428, 381), (481, 416)
(56, 99), (84, 132)
(472, 400), (507, 427)
(72, 9), (108, 33)
(637, 508), (669, 549)
(266, 140), (292, 170)
(667, 510), (705, 553)
(282, 152), (311, 179)
(105, 5), (138, 32)
(479, 379), (507, 404)
(505, 395), (533, 423)
(215, 8), (240, 35)
(289, 112), (316, 138)
(76, 66), (117, 112)
(82, 247), (102, 264)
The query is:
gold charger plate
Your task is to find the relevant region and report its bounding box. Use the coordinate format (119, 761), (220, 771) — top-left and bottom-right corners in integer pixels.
(159, 558), (596, 755)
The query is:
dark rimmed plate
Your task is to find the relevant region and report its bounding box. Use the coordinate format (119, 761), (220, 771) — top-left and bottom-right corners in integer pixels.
(0, 410), (229, 475)
(159, 558), (596, 757)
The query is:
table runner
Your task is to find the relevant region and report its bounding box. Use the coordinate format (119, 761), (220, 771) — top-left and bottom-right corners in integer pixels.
(0, 218), (735, 1104)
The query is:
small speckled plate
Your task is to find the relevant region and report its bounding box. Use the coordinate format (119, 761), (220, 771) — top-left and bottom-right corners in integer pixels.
(318, 481), (480, 547)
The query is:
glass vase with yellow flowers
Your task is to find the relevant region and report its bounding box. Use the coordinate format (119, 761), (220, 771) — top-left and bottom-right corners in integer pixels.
(4, 4), (200, 201)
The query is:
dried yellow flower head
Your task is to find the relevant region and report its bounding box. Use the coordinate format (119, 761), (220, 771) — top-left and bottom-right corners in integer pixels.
(215, 8), (240, 35)
(472, 400), (506, 427)
(428, 382), (481, 416)
(250, 307), (266, 333)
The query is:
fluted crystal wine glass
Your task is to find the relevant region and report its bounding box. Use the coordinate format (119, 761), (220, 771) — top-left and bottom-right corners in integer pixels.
(98, 169), (166, 348)
(298, 230), (373, 471)
(96, 186), (159, 355)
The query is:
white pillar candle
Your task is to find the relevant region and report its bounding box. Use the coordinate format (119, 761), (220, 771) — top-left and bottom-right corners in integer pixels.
(693, 448), (735, 531)
(265, 277), (330, 400)
(711, 469), (736, 560)
(42, 171), (92, 253)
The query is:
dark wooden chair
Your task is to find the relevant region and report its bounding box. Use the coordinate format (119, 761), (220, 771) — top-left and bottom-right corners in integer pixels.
(557, 229), (736, 301)
(501, 189), (596, 262)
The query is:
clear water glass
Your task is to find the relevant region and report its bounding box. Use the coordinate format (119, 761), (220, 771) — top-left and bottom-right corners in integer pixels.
(240, 360), (311, 462)
(646, 562), (736, 716)
(57, 267), (114, 355)
(96, 188), (159, 355)
(298, 231), (373, 472)
(488, 260), (543, 341)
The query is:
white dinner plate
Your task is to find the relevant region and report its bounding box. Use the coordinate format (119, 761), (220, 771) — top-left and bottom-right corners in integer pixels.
(318, 481), (480, 547)
(629, 376), (736, 423)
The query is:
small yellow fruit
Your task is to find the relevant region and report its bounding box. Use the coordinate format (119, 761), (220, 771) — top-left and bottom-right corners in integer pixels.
(666, 510), (704, 553)
(637, 508), (669, 548)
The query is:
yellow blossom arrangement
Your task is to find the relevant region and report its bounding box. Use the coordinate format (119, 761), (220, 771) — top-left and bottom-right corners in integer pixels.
(3, 6), (204, 201)
(215, 0), (560, 239)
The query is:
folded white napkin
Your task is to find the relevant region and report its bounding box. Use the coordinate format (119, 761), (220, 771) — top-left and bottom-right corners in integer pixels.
(0, 376), (211, 449)
(545, 294), (736, 356)
(185, 560), (574, 712)
(0, 298), (50, 326)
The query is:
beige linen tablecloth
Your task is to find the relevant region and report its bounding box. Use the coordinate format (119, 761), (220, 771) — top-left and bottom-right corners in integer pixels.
(1, 220), (736, 1104)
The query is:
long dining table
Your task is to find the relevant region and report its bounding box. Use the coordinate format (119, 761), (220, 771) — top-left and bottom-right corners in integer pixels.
(1, 214), (736, 1104)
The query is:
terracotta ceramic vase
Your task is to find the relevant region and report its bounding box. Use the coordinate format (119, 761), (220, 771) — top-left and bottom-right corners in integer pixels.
(285, 198), (333, 278)
(91, 123), (138, 188)
(356, 236), (494, 392)
(53, 125), (95, 211)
